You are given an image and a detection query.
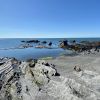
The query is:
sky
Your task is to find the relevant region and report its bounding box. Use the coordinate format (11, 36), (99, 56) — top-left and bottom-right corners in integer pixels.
(0, 0), (100, 38)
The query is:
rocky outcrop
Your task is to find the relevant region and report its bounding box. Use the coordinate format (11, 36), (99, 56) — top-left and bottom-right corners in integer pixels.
(59, 40), (68, 48)
(59, 40), (100, 53)
(0, 58), (57, 100)
(48, 42), (52, 46)
(0, 58), (100, 100)
(21, 40), (40, 43)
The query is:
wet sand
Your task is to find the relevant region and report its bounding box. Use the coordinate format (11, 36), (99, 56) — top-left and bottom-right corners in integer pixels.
(47, 51), (100, 76)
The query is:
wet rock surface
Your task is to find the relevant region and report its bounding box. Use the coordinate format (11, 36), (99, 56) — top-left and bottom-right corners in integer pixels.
(21, 40), (40, 43)
(0, 57), (100, 100)
(59, 40), (100, 53)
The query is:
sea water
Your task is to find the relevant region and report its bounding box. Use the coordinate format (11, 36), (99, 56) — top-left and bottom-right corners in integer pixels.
(0, 38), (100, 60)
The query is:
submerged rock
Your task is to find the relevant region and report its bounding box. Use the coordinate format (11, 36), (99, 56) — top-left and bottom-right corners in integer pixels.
(42, 41), (47, 44)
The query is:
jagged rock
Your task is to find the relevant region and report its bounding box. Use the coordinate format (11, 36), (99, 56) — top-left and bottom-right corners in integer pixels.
(74, 66), (82, 72)
(0, 58), (100, 100)
(48, 42), (52, 46)
(27, 59), (37, 68)
(55, 72), (60, 76)
(59, 40), (68, 48)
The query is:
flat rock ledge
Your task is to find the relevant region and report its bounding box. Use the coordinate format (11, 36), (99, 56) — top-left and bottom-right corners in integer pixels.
(0, 57), (100, 100)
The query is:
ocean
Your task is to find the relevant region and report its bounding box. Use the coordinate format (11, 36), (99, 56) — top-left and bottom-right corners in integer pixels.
(0, 38), (100, 60)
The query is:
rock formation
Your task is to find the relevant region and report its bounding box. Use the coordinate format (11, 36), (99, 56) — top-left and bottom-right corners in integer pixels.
(0, 58), (100, 100)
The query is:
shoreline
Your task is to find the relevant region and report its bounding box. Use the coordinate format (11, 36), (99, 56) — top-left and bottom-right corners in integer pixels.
(0, 51), (100, 99)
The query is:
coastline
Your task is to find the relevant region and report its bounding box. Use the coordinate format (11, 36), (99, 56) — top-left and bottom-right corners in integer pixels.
(0, 51), (100, 99)
(0, 38), (100, 100)
(47, 51), (100, 75)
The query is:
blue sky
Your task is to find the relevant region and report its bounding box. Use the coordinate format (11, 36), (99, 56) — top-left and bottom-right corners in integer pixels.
(0, 0), (100, 38)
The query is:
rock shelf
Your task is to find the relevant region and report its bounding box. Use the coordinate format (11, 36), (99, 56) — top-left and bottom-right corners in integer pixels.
(0, 57), (100, 100)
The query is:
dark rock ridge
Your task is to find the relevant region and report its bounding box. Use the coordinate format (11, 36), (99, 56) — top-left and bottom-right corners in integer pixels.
(21, 40), (40, 43)
(59, 40), (100, 52)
